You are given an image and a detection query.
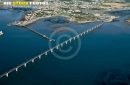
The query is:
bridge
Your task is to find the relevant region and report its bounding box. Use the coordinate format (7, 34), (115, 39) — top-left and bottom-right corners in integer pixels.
(0, 22), (104, 79)
(23, 26), (55, 42)
(7, 23), (55, 42)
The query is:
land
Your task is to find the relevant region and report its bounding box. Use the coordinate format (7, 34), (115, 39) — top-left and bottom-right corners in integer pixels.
(127, 18), (130, 22)
(101, 3), (130, 9)
(3, 1), (130, 26)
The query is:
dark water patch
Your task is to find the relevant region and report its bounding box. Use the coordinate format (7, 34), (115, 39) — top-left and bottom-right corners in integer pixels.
(95, 69), (130, 85)
(108, 10), (130, 17)
(43, 16), (70, 24)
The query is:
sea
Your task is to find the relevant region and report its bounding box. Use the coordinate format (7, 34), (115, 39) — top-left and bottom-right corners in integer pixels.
(0, 9), (130, 85)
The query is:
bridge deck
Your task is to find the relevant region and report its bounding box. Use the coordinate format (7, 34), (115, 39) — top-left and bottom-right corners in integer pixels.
(23, 26), (55, 42)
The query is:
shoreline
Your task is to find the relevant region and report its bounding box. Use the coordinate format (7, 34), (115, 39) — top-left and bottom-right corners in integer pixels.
(11, 11), (118, 26)
(12, 15), (115, 26)
(11, 14), (104, 27)
(12, 16), (99, 26)
(127, 20), (130, 23)
(126, 17), (130, 24)
(12, 17), (45, 26)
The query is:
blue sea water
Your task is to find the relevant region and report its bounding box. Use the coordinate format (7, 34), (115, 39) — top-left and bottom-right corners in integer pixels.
(0, 9), (130, 85)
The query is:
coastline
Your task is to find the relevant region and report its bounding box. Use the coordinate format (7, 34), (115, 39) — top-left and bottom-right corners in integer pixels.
(127, 20), (130, 23)
(12, 17), (45, 26)
(126, 17), (130, 24)
(11, 11), (118, 26)
(12, 15), (99, 26)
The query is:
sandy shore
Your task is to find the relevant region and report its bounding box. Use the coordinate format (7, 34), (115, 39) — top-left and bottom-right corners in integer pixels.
(14, 17), (45, 26)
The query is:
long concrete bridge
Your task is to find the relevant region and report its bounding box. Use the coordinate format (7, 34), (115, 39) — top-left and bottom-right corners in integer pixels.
(0, 22), (104, 79)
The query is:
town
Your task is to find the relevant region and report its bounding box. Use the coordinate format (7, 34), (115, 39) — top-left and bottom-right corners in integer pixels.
(0, 0), (130, 26)
(1, 0), (128, 26)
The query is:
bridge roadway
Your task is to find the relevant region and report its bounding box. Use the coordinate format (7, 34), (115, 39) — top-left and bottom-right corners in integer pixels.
(23, 26), (55, 42)
(7, 22), (55, 42)
(0, 22), (104, 79)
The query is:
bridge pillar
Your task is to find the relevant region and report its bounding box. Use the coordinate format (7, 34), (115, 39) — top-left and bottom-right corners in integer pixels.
(61, 43), (63, 47)
(77, 35), (79, 38)
(32, 59), (34, 63)
(69, 38), (72, 42)
(81, 33), (83, 36)
(74, 37), (76, 40)
(24, 63), (27, 67)
(92, 27), (94, 30)
(51, 49), (53, 53)
(45, 52), (47, 55)
(38, 55), (41, 59)
(6, 73), (8, 77)
(56, 45), (59, 49)
(84, 32), (85, 34)
(16, 68), (18, 72)
(66, 41), (68, 44)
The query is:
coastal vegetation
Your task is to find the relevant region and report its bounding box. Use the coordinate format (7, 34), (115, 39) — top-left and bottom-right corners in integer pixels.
(127, 18), (130, 22)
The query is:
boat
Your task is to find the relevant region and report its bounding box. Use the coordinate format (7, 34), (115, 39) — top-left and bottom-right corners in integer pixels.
(0, 31), (4, 36)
